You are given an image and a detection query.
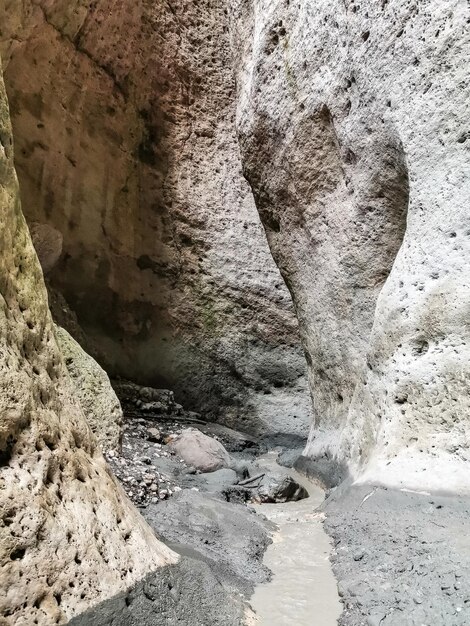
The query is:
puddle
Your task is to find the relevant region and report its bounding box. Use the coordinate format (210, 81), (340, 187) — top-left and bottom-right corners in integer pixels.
(250, 453), (342, 625)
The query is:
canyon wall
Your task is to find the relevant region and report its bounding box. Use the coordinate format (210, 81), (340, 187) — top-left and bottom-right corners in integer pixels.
(1, 0), (311, 436)
(0, 63), (176, 624)
(230, 0), (470, 491)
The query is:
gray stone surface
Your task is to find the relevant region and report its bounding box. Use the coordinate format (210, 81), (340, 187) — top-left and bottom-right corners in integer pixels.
(169, 428), (231, 473)
(230, 0), (470, 492)
(142, 489), (274, 595)
(181, 468), (239, 493)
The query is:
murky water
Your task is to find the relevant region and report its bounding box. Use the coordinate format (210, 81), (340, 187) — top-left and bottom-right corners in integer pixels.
(250, 453), (342, 625)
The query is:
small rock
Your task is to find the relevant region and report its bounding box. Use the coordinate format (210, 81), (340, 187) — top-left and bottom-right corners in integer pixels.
(147, 427), (161, 442)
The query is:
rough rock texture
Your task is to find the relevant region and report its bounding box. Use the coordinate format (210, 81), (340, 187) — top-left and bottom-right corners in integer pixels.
(169, 428), (231, 473)
(68, 559), (247, 626)
(54, 324), (123, 453)
(29, 222), (63, 275)
(324, 484), (470, 626)
(0, 65), (176, 625)
(0, 0), (311, 437)
(230, 0), (470, 491)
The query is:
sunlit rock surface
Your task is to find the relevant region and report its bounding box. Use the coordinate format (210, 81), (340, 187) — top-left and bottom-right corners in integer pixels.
(229, 0), (470, 492)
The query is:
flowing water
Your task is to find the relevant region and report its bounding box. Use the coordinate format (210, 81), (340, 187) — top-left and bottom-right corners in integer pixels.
(250, 453), (342, 625)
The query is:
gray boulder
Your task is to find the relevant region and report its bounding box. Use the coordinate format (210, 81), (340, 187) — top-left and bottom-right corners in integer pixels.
(169, 428), (231, 473)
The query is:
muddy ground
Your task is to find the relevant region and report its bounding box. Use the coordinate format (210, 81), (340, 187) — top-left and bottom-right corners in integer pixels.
(71, 382), (470, 625)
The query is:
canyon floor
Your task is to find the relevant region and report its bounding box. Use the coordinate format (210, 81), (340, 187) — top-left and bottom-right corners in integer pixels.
(66, 385), (470, 626)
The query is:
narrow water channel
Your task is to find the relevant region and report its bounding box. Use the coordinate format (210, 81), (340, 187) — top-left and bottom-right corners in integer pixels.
(250, 453), (342, 625)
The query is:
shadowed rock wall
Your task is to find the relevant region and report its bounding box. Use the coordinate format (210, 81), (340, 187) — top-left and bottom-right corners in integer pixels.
(0, 61), (176, 625)
(1, 0), (311, 437)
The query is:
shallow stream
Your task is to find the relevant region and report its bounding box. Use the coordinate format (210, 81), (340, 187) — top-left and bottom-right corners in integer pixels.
(250, 453), (342, 625)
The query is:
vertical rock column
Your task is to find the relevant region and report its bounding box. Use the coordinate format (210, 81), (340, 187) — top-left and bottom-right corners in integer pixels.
(230, 0), (470, 491)
(229, 0), (408, 473)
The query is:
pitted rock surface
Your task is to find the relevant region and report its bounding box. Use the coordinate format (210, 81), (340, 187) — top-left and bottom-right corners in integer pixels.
(0, 0), (311, 438)
(0, 66), (176, 626)
(229, 0), (470, 491)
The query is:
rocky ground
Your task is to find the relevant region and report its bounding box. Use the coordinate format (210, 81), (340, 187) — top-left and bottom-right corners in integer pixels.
(98, 381), (307, 603)
(107, 379), (308, 510)
(100, 380), (470, 626)
(67, 380), (313, 625)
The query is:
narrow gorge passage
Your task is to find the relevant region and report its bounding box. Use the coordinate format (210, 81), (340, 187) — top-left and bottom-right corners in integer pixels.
(251, 454), (341, 626)
(1, 1), (470, 626)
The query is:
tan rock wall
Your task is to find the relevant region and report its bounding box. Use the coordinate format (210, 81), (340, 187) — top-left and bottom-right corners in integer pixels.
(54, 324), (123, 453)
(0, 62), (176, 625)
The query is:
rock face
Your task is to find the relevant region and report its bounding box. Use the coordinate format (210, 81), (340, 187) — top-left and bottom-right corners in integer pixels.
(0, 0), (311, 437)
(54, 324), (123, 453)
(0, 65), (176, 625)
(28, 222), (63, 275)
(230, 1), (470, 491)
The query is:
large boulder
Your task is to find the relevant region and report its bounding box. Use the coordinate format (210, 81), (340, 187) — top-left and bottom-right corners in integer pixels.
(54, 324), (123, 453)
(256, 472), (308, 504)
(169, 428), (231, 473)
(230, 0), (470, 492)
(0, 62), (176, 625)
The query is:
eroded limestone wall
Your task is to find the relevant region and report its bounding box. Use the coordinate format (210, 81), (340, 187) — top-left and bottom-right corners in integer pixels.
(0, 63), (176, 625)
(230, 0), (470, 491)
(1, 0), (311, 436)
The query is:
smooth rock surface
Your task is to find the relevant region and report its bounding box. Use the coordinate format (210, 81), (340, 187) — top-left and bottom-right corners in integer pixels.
(181, 468), (239, 494)
(143, 489), (274, 595)
(0, 63), (176, 625)
(169, 428), (231, 473)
